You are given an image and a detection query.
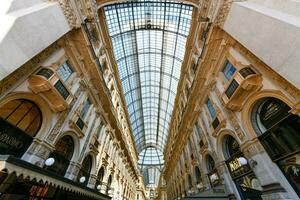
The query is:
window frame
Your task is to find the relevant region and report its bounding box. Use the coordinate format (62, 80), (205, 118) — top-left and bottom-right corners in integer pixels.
(221, 60), (237, 81)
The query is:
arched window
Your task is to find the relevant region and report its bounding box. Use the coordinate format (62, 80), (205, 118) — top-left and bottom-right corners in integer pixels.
(0, 99), (42, 157)
(96, 167), (105, 189)
(252, 97), (300, 195)
(77, 155), (93, 185)
(45, 135), (74, 176)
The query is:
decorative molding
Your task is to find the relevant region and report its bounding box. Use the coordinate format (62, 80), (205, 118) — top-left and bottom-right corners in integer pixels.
(215, 0), (234, 27)
(48, 0), (80, 29)
(0, 43), (60, 97)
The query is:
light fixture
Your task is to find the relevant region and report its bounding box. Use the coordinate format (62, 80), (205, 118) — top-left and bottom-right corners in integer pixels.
(210, 174), (218, 181)
(238, 157), (248, 166)
(79, 176), (86, 183)
(45, 157), (55, 166)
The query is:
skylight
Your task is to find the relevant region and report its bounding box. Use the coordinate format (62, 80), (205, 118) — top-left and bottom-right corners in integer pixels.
(104, 0), (193, 187)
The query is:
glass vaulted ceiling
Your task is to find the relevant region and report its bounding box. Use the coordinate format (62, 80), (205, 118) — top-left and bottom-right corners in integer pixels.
(104, 0), (193, 186)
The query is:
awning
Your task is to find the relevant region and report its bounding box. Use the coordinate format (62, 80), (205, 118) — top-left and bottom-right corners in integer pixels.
(0, 155), (110, 200)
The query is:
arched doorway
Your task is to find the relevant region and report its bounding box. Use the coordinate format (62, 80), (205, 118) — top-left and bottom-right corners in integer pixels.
(224, 135), (262, 199)
(206, 155), (221, 187)
(77, 155), (93, 185)
(252, 97), (300, 195)
(45, 135), (74, 176)
(96, 167), (105, 189)
(0, 99), (42, 157)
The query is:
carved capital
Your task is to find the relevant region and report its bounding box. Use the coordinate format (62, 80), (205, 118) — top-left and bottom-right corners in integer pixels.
(240, 138), (264, 157)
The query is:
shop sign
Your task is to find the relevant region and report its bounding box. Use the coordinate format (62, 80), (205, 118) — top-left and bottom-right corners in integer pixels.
(228, 158), (242, 172)
(0, 118), (32, 157)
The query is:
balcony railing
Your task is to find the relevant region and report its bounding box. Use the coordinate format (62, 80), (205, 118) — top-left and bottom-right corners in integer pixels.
(36, 68), (54, 79)
(239, 67), (255, 78)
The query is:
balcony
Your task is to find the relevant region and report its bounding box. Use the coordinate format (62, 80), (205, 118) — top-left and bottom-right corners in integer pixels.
(69, 111), (87, 138)
(222, 66), (262, 110)
(28, 68), (73, 112)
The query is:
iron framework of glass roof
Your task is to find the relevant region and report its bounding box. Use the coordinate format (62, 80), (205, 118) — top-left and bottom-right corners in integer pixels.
(104, 0), (193, 187)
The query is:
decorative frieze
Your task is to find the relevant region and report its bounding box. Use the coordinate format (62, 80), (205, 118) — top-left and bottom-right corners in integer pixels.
(48, 0), (80, 29)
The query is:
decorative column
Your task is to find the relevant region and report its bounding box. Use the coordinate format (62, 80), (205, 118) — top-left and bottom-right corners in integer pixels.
(241, 139), (295, 200)
(23, 138), (54, 167)
(216, 161), (237, 199)
(99, 156), (109, 194)
(65, 161), (81, 181)
(87, 174), (97, 189)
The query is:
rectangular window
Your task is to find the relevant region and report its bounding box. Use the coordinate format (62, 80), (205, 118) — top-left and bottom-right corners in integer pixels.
(81, 99), (91, 119)
(222, 60), (236, 80)
(195, 122), (202, 137)
(225, 79), (239, 98)
(57, 61), (74, 82)
(206, 99), (216, 119)
(54, 80), (69, 100)
(212, 117), (220, 129)
(76, 117), (85, 130)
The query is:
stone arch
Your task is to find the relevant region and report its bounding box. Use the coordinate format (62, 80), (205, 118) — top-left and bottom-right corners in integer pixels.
(241, 89), (294, 140)
(0, 92), (52, 140)
(53, 131), (80, 162)
(96, 0), (199, 9)
(216, 129), (241, 161)
(81, 152), (97, 176)
(201, 151), (218, 174)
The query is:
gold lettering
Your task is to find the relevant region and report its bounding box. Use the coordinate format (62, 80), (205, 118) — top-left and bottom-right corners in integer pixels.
(229, 159), (242, 172)
(0, 131), (23, 149)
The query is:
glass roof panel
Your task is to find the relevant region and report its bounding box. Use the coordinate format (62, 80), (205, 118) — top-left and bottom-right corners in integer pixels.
(104, 0), (192, 187)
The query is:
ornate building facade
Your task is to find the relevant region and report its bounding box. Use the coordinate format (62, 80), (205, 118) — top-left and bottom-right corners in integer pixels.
(0, 0), (299, 200)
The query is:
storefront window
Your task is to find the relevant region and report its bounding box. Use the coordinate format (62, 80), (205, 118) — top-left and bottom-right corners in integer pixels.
(224, 135), (262, 200)
(252, 97), (300, 196)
